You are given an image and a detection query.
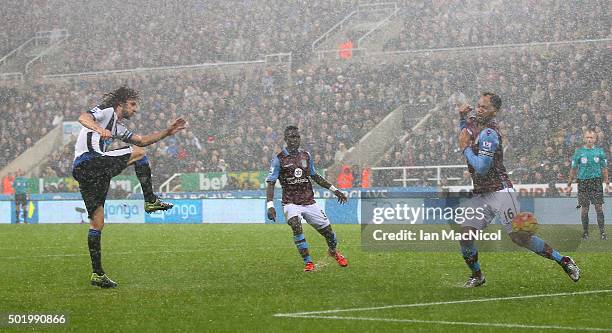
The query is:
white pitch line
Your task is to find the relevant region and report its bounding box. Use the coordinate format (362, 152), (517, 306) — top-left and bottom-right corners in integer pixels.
(274, 290), (612, 317)
(282, 314), (612, 332)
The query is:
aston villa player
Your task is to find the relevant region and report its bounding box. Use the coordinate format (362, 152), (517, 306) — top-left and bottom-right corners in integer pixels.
(266, 126), (349, 272)
(457, 92), (580, 287)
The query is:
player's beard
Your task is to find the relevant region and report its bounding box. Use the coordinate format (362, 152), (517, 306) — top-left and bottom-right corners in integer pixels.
(476, 114), (491, 125)
(476, 109), (496, 125)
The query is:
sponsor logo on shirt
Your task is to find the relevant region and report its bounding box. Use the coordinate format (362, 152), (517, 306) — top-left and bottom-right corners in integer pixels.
(287, 177), (310, 185)
(294, 168), (303, 178)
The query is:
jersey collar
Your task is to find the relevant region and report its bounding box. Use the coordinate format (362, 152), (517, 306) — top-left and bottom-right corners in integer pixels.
(282, 147), (301, 156)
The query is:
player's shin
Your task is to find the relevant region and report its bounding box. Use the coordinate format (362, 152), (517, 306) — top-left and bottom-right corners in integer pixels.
(88, 229), (104, 274)
(293, 233), (312, 264)
(527, 235), (563, 264)
(596, 210), (605, 235)
(317, 225), (338, 253)
(460, 241), (481, 277)
(581, 210), (589, 235)
(134, 156), (156, 203)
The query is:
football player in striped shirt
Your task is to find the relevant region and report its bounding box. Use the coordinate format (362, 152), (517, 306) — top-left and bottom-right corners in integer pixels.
(72, 86), (186, 288)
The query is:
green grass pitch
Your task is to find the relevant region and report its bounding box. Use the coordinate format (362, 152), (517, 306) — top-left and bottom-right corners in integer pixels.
(1, 224), (611, 332)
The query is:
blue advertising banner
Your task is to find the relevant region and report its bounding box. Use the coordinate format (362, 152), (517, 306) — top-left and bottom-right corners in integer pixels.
(0, 201), (11, 223)
(1, 197), (605, 224)
(144, 199), (203, 224)
(11, 200), (39, 224)
(324, 198), (359, 224)
(104, 200), (145, 223)
(39, 201), (87, 224)
(534, 197), (611, 224)
(202, 199), (264, 223)
(37, 200), (145, 224)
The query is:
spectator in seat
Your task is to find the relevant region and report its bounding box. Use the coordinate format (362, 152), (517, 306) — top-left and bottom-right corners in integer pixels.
(336, 165), (354, 189)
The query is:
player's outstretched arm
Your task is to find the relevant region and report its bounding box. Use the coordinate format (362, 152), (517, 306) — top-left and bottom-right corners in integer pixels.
(266, 181), (276, 221)
(311, 173), (348, 204)
(130, 118), (187, 147)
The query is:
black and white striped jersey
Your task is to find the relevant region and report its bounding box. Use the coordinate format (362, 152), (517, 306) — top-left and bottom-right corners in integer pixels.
(73, 106), (134, 161)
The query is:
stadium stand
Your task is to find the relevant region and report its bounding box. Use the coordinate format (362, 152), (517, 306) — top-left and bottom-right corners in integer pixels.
(0, 0), (609, 192)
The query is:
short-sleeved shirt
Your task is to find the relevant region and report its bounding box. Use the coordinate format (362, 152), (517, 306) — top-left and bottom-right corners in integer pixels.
(571, 147), (607, 180)
(73, 105), (134, 166)
(13, 176), (29, 194)
(266, 148), (317, 205)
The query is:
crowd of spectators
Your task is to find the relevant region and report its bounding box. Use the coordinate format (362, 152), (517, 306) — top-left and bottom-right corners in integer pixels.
(0, 1), (55, 56)
(0, 86), (62, 168)
(29, 60), (402, 187)
(385, 0), (611, 51)
(7, 1), (610, 73)
(380, 44), (610, 187)
(1, 0), (610, 192)
(27, 0), (354, 73)
(23, 41), (610, 191)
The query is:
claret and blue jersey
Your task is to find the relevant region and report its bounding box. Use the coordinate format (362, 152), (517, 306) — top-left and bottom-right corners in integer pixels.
(266, 148), (317, 206)
(460, 117), (512, 193)
(463, 128), (499, 176)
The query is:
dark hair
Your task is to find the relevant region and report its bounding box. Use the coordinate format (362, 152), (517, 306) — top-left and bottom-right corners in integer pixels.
(284, 125), (299, 136)
(99, 86), (140, 109)
(482, 92), (502, 110)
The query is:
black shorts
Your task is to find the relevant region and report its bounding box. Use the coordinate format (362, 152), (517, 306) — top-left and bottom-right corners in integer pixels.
(72, 153), (131, 218)
(15, 193), (27, 206)
(577, 178), (604, 206)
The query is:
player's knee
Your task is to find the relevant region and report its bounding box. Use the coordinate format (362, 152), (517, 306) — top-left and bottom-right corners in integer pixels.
(509, 232), (530, 247)
(131, 146), (146, 161)
(319, 225), (333, 234)
(459, 226), (477, 246)
(89, 207), (105, 230)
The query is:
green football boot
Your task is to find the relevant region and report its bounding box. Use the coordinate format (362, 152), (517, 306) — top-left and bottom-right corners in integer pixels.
(91, 273), (118, 288)
(144, 198), (173, 213)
